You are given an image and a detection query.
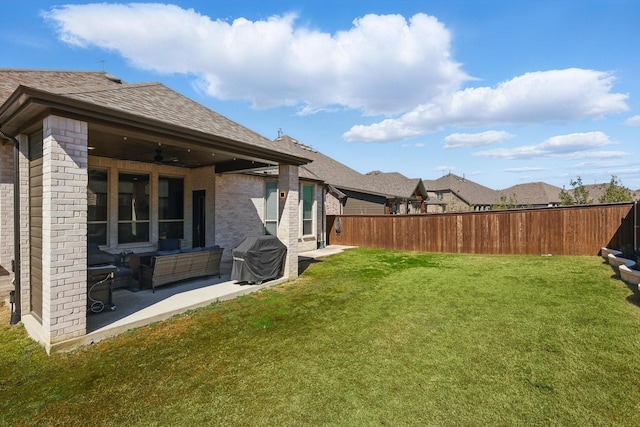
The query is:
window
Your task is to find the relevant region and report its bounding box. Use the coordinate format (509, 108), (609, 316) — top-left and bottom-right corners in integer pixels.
(301, 184), (314, 236)
(159, 176), (184, 239)
(436, 191), (443, 200)
(265, 182), (278, 235)
(118, 173), (150, 244)
(88, 169), (108, 246)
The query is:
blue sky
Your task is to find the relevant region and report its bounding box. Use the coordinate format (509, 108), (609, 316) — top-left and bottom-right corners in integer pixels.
(4, 0), (639, 190)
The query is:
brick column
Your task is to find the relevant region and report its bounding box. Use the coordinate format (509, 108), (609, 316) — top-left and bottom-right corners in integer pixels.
(0, 143), (15, 305)
(277, 164), (299, 279)
(0, 143), (13, 269)
(41, 116), (88, 345)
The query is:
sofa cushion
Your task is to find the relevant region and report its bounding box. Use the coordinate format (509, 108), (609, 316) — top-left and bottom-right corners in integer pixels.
(158, 238), (180, 251)
(181, 247), (203, 253)
(156, 249), (181, 256)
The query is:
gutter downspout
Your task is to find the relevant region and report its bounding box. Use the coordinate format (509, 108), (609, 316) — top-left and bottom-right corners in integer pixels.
(635, 201), (638, 253)
(0, 129), (21, 325)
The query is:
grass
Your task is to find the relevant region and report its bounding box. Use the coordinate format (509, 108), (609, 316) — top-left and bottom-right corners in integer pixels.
(2, 248), (640, 426)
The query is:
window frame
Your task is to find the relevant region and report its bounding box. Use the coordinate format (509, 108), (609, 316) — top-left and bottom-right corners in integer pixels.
(158, 175), (185, 239)
(117, 172), (151, 245)
(87, 168), (109, 246)
(300, 183), (314, 237)
(264, 181), (278, 236)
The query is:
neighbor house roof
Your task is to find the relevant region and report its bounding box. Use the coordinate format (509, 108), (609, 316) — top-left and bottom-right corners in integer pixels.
(273, 135), (433, 201)
(574, 183), (640, 203)
(424, 173), (500, 206)
(499, 182), (563, 205)
(0, 69), (309, 166)
(267, 135), (386, 194)
(361, 171), (426, 200)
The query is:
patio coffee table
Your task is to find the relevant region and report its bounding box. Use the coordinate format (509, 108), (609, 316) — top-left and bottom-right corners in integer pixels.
(129, 251), (157, 280)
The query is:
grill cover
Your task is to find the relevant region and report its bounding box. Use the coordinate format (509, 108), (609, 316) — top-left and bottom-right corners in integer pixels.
(231, 236), (287, 283)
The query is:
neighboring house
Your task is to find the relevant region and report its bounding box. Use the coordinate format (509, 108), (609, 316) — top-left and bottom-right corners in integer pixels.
(273, 135), (431, 216)
(0, 69), (311, 352)
(360, 171), (429, 214)
(423, 173), (500, 212)
(499, 182), (562, 208)
(271, 135), (389, 215)
(573, 183), (640, 204)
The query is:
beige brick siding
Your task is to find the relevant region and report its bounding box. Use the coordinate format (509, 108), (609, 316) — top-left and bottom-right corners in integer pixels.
(41, 116), (88, 344)
(278, 164), (299, 279)
(215, 173), (267, 261)
(0, 143), (14, 270)
(426, 190), (472, 213)
(325, 192), (342, 215)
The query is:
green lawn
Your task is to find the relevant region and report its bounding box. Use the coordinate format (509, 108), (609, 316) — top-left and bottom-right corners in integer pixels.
(2, 248), (640, 426)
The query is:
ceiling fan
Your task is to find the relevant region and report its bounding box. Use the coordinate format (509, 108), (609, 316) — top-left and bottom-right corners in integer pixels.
(153, 148), (180, 165)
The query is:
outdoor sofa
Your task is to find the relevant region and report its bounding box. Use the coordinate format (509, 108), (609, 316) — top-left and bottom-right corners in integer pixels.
(138, 243), (224, 292)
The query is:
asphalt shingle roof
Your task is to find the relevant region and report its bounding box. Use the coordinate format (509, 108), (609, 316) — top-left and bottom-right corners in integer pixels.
(0, 69), (301, 158)
(273, 135), (370, 189)
(361, 171), (424, 199)
(424, 173), (500, 206)
(273, 135), (428, 199)
(0, 69), (123, 104)
(500, 182), (563, 205)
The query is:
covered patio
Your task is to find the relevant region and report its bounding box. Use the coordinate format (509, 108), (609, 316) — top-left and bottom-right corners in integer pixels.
(44, 245), (355, 351)
(0, 70), (313, 353)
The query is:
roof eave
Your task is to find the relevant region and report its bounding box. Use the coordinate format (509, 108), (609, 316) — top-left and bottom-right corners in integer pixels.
(0, 86), (311, 166)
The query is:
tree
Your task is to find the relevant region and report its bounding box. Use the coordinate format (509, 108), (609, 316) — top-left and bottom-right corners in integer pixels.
(599, 175), (633, 203)
(559, 187), (574, 206)
(558, 176), (592, 205)
(492, 193), (518, 210)
(571, 176), (592, 205)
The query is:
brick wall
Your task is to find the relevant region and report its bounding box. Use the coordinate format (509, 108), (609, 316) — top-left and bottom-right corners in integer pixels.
(41, 116), (88, 344)
(0, 143), (14, 270)
(215, 173), (267, 261)
(325, 192), (342, 215)
(278, 164), (299, 279)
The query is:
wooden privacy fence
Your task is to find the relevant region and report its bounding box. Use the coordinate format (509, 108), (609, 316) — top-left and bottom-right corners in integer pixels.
(327, 203), (638, 256)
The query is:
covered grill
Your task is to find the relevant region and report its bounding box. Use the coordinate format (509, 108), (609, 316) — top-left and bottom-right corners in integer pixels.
(231, 236), (287, 284)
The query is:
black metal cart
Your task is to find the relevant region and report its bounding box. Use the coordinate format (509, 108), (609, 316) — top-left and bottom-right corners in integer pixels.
(87, 265), (117, 313)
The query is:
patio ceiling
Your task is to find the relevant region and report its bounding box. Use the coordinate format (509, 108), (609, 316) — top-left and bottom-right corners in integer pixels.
(88, 124), (277, 172)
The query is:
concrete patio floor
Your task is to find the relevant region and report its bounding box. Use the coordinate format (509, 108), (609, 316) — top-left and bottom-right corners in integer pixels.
(68, 245), (355, 351)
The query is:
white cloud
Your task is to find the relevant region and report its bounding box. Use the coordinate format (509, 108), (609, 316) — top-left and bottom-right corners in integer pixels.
(475, 131), (616, 160)
(44, 5), (468, 115)
(504, 167), (548, 173)
(624, 115), (640, 126)
(560, 150), (629, 160)
(572, 159), (635, 169)
(443, 130), (514, 148)
(344, 69), (629, 142)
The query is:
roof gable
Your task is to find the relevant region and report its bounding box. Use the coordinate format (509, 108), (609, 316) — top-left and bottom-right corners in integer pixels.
(425, 173), (500, 205)
(500, 182), (563, 205)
